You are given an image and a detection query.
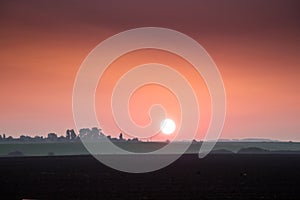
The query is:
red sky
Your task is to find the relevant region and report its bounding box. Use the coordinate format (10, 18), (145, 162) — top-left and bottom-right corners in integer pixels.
(0, 0), (299, 141)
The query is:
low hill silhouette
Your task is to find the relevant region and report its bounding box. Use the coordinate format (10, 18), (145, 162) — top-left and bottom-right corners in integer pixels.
(237, 147), (269, 154)
(211, 149), (234, 154)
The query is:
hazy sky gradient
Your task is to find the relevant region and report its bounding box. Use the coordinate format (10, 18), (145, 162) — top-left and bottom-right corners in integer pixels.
(0, 0), (299, 140)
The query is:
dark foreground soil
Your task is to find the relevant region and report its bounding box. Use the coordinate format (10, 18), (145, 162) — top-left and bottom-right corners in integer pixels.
(0, 154), (299, 199)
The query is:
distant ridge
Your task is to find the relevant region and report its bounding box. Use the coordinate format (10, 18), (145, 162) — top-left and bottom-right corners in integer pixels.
(239, 138), (279, 142)
(215, 138), (279, 142)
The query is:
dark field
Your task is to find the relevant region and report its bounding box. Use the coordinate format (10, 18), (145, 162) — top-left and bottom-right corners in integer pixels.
(1, 154), (300, 199)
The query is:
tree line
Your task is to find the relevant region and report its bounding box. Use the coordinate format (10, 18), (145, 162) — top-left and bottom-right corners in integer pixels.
(0, 127), (139, 143)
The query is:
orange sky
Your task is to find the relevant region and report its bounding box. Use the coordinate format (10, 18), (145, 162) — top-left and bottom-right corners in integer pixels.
(95, 49), (211, 141)
(0, 0), (299, 141)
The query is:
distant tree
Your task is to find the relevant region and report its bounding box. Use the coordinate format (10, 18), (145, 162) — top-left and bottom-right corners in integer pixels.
(0, 134), (2, 140)
(33, 136), (43, 142)
(7, 136), (13, 141)
(79, 128), (90, 139)
(58, 136), (66, 141)
(91, 127), (100, 139)
(19, 135), (32, 142)
(99, 129), (105, 137)
(20, 135), (25, 141)
(79, 127), (103, 140)
(66, 130), (71, 140)
(119, 133), (123, 141)
(47, 133), (58, 141)
(3, 134), (6, 139)
(70, 129), (77, 140)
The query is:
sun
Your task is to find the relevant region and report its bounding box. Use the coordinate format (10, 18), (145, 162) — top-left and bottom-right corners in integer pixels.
(160, 118), (176, 135)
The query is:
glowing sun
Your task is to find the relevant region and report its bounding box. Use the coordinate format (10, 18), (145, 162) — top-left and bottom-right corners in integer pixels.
(160, 118), (176, 135)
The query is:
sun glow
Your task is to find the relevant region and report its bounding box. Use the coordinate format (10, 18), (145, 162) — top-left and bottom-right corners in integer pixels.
(160, 118), (176, 135)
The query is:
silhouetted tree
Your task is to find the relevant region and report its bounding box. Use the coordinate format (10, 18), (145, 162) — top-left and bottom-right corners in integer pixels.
(70, 129), (76, 140)
(47, 133), (58, 141)
(119, 133), (123, 141)
(58, 136), (66, 141)
(33, 136), (43, 142)
(91, 127), (100, 139)
(66, 130), (71, 140)
(19, 135), (25, 141)
(79, 127), (103, 140)
(99, 129), (104, 137)
(66, 129), (77, 140)
(6, 136), (13, 141)
(79, 128), (90, 139)
(19, 135), (32, 142)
